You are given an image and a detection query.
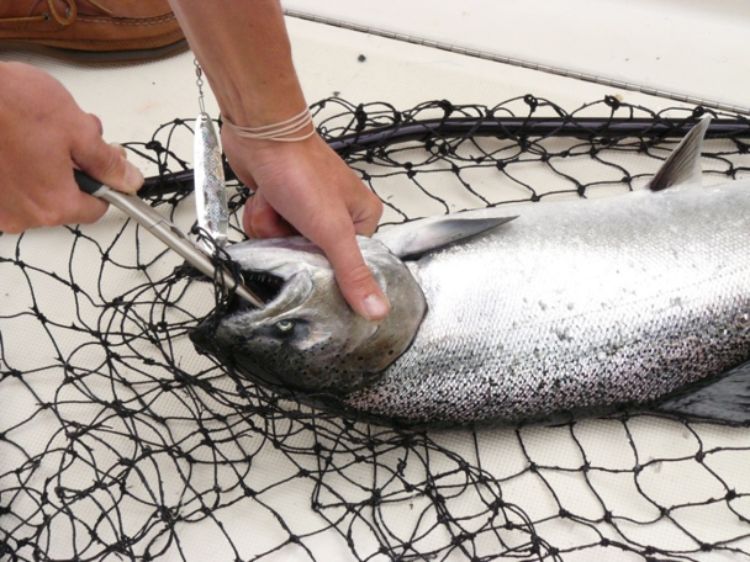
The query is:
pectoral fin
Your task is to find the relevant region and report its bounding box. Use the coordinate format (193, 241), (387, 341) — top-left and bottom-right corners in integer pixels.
(648, 114), (712, 191)
(375, 209), (517, 259)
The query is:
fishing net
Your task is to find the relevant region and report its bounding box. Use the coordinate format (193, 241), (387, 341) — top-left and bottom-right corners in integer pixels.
(2, 95), (750, 561)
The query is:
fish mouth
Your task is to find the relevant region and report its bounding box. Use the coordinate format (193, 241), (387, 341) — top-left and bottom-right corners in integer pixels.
(189, 268), (286, 354)
(180, 259), (286, 312)
(239, 269), (285, 307)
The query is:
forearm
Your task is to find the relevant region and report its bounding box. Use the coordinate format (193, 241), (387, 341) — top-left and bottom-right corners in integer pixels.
(167, 1), (390, 320)
(167, 0), (308, 126)
(0, 62), (12, 128)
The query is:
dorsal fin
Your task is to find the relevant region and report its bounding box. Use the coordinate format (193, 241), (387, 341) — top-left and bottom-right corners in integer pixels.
(648, 114), (711, 191)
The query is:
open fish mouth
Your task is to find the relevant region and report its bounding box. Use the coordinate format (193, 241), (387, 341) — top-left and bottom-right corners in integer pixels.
(236, 270), (285, 308)
(188, 267), (285, 375)
(178, 259), (285, 311)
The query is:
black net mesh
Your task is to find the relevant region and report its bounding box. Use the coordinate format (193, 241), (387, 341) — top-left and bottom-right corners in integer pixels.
(2, 96), (750, 561)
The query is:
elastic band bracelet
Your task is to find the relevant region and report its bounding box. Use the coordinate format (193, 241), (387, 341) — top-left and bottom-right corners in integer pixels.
(222, 107), (315, 142)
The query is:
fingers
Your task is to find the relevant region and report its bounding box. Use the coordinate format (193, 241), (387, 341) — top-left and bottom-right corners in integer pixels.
(0, 66), (125, 234)
(65, 188), (109, 224)
(89, 112), (103, 136)
(351, 189), (383, 237)
(333, 180), (389, 320)
(113, 143), (128, 159)
(224, 132), (391, 320)
(329, 174), (387, 318)
(319, 228), (391, 321)
(242, 190), (390, 321)
(15, 174), (109, 229)
(71, 114), (143, 194)
(38, 167), (109, 225)
(243, 191), (296, 238)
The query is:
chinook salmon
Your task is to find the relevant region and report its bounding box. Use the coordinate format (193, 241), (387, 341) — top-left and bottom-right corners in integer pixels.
(190, 116), (750, 426)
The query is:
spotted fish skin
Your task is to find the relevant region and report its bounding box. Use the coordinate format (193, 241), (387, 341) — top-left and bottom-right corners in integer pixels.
(343, 183), (750, 424)
(191, 117), (750, 426)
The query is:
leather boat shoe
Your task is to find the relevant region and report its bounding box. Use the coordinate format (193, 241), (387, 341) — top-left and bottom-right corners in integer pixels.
(0, 0), (186, 61)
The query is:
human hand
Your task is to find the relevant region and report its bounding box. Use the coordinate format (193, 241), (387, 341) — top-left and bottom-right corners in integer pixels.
(221, 129), (391, 321)
(0, 62), (144, 234)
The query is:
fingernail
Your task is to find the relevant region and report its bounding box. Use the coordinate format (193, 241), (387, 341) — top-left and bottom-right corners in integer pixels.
(123, 162), (144, 193)
(362, 293), (390, 321)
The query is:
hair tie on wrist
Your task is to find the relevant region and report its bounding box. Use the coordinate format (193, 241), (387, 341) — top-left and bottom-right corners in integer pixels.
(222, 107), (315, 142)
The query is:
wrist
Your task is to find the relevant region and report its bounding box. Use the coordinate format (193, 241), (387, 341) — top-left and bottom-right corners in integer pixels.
(0, 62), (15, 106)
(222, 122), (319, 156)
(222, 106), (315, 143)
(218, 75), (308, 128)
(0, 63), (23, 127)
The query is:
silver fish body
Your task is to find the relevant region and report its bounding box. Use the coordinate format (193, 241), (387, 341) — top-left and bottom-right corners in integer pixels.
(191, 117), (750, 426)
(344, 183), (750, 424)
(193, 112), (228, 249)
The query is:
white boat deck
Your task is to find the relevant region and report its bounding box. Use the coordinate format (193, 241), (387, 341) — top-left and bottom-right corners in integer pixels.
(1, 2), (749, 560)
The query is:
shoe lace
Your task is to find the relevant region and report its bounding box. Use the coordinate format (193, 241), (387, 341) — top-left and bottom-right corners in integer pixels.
(5, 0), (114, 26)
(46, 0), (77, 26)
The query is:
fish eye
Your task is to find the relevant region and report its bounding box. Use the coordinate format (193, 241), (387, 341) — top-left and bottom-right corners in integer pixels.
(275, 319), (295, 334)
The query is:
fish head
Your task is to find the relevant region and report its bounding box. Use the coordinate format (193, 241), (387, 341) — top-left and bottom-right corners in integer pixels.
(190, 236), (427, 394)
(191, 209), (517, 397)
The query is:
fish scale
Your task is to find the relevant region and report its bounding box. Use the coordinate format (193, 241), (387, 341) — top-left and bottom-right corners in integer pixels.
(191, 117), (750, 427)
(344, 185), (750, 423)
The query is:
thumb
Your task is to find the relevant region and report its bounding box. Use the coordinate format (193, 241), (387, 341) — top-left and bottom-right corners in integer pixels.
(322, 233), (391, 321)
(72, 135), (143, 194)
(243, 191), (296, 238)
